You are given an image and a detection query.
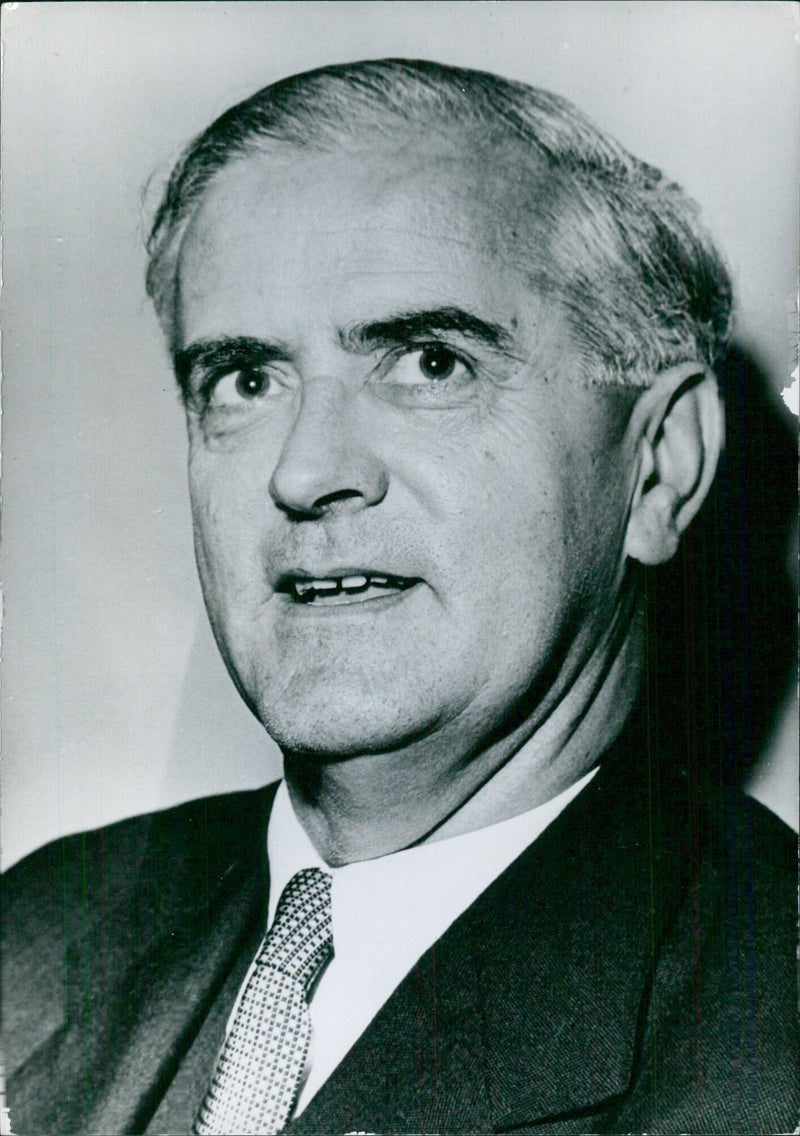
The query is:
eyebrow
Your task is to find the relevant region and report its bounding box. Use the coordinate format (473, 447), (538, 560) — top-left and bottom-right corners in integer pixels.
(339, 307), (518, 356)
(173, 307), (519, 402)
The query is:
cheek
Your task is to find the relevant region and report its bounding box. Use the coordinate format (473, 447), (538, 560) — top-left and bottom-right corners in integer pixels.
(188, 452), (265, 593)
(462, 435), (628, 620)
(406, 439), (575, 615)
(559, 445), (633, 610)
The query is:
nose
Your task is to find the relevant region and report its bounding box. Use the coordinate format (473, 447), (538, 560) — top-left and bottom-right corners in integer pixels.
(268, 378), (389, 517)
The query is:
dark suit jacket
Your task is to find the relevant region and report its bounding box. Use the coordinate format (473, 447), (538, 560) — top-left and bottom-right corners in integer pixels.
(3, 724), (797, 1135)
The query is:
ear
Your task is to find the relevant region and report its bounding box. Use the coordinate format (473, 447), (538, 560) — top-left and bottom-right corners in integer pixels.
(624, 362), (723, 566)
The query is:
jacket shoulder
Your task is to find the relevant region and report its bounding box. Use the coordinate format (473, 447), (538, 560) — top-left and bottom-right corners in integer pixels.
(614, 793), (798, 1133)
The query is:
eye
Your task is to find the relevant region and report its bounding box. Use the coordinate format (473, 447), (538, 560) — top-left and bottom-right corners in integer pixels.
(209, 367), (271, 407)
(390, 345), (472, 386)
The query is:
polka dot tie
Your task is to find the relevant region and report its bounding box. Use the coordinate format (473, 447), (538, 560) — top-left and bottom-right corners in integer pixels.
(193, 868), (333, 1135)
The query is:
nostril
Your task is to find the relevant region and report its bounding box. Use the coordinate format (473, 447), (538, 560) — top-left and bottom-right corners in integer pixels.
(311, 488), (366, 513)
(272, 488), (370, 520)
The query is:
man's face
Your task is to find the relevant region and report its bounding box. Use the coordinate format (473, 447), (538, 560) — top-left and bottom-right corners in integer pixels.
(176, 140), (638, 761)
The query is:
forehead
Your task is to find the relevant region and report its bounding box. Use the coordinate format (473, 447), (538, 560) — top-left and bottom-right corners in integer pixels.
(175, 139), (555, 341)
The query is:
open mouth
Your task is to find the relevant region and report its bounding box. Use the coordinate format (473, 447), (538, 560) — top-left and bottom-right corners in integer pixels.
(276, 572), (420, 606)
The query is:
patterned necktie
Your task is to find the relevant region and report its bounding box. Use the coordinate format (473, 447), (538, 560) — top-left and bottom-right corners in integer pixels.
(194, 867), (333, 1136)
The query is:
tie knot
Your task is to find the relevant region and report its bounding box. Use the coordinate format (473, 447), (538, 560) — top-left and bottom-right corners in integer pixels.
(258, 867), (333, 988)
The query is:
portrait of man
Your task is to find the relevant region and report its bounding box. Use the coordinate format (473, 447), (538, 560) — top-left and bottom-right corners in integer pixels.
(1, 5), (797, 1135)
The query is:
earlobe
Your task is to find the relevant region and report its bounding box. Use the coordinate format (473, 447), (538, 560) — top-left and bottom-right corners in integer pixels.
(624, 363), (723, 566)
(626, 481), (682, 565)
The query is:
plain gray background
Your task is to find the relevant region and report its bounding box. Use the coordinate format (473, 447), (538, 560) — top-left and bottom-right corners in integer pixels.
(2, 1), (798, 868)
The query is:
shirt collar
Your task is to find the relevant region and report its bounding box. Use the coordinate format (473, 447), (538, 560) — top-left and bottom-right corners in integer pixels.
(267, 766), (597, 945)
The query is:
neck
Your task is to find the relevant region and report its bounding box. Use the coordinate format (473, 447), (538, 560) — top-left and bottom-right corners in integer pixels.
(285, 601), (645, 866)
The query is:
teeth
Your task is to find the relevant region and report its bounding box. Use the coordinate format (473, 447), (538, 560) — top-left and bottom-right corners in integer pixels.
(294, 580), (327, 597)
(341, 575), (368, 591)
(287, 573), (414, 602)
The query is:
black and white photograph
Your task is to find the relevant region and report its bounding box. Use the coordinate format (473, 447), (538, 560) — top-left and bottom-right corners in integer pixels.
(1, 3), (798, 1133)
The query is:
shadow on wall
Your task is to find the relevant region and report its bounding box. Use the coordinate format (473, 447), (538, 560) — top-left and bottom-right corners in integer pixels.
(643, 343), (797, 800)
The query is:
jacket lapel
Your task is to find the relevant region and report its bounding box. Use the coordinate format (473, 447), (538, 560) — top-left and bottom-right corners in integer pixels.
(290, 726), (693, 1133)
(468, 739), (692, 1129)
(90, 785), (277, 1134)
(86, 866), (265, 1134)
(288, 912), (493, 1135)
(9, 785), (276, 1135)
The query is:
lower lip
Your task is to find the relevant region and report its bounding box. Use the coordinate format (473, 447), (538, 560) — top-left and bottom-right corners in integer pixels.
(276, 583), (422, 618)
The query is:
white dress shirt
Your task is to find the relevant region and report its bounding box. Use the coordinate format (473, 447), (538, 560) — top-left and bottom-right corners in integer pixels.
(231, 766), (596, 1116)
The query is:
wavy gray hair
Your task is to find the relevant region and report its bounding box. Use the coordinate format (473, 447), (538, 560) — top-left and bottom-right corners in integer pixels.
(146, 59), (732, 386)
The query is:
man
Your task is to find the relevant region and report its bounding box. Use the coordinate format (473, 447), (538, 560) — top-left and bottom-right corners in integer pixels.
(3, 59), (796, 1135)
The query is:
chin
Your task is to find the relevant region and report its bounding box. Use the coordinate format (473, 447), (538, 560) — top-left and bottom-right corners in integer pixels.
(253, 684), (446, 760)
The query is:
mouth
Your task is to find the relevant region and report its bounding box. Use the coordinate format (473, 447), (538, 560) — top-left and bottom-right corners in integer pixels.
(275, 570), (421, 606)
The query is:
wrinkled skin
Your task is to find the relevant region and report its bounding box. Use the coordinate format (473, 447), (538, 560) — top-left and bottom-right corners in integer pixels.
(175, 141), (644, 860)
